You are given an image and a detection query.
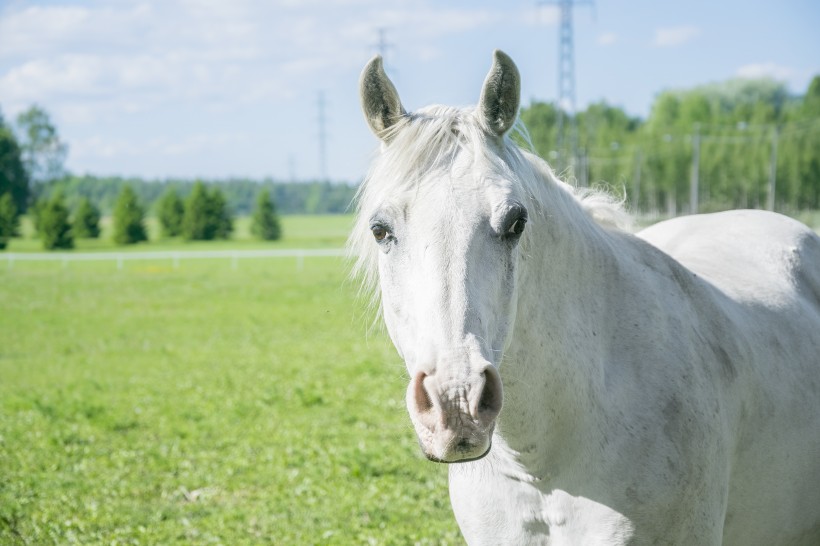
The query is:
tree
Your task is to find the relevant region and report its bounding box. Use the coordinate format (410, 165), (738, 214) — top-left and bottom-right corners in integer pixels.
(39, 193), (73, 250)
(0, 192), (19, 250)
(15, 105), (68, 188)
(182, 181), (211, 240)
(73, 197), (101, 238)
(208, 187), (233, 239)
(112, 186), (147, 245)
(157, 188), (184, 237)
(0, 121), (29, 213)
(251, 189), (282, 241)
(181, 181), (233, 240)
(803, 76), (820, 117)
(519, 101), (560, 160)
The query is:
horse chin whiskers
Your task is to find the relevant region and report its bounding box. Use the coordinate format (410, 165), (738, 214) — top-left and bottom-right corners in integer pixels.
(424, 437), (493, 464)
(415, 417), (495, 463)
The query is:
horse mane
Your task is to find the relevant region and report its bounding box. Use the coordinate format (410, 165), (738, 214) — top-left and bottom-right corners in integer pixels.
(348, 105), (632, 308)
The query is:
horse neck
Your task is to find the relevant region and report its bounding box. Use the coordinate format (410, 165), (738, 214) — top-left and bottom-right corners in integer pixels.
(499, 185), (626, 467)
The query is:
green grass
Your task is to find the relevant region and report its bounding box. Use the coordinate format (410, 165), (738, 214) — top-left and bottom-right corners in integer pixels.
(0, 251), (463, 543)
(4, 209), (817, 545)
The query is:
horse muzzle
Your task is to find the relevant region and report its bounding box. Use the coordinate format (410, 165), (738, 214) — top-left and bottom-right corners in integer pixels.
(405, 364), (503, 463)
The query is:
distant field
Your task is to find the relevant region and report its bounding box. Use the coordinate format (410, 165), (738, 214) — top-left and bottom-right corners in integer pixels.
(0, 238), (463, 544)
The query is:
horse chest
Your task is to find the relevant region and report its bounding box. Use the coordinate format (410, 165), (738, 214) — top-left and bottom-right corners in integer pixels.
(449, 462), (634, 545)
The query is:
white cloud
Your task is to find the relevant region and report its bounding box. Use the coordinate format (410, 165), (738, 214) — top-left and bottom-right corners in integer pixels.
(0, 4), (153, 59)
(653, 25), (700, 47)
(598, 32), (617, 46)
(0, 0), (502, 122)
(736, 62), (794, 80)
(0, 0), (512, 177)
(523, 5), (560, 26)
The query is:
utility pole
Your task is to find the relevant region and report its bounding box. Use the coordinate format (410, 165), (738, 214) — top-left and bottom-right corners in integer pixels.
(767, 126), (778, 211)
(539, 0), (593, 180)
(373, 27), (396, 79)
(288, 154), (297, 183)
(374, 27), (394, 61)
(317, 91), (328, 182)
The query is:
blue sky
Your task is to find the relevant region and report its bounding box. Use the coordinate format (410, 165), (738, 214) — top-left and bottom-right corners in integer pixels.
(0, 0), (818, 182)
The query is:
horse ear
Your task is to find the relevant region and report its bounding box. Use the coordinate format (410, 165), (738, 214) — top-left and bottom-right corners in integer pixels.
(478, 50), (521, 137)
(360, 55), (406, 141)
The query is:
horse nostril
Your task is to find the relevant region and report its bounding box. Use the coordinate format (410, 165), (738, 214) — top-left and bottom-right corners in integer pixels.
(412, 372), (434, 414)
(477, 367), (503, 424)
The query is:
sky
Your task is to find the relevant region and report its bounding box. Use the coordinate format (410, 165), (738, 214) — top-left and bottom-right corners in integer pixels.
(0, 0), (818, 183)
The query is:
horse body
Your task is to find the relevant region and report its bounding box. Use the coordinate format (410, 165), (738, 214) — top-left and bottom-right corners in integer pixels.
(355, 51), (820, 544)
(450, 204), (820, 545)
(640, 211), (820, 545)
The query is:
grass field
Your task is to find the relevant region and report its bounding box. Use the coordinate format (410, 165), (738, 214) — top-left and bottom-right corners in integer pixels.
(0, 216), (465, 545)
(3, 210), (819, 545)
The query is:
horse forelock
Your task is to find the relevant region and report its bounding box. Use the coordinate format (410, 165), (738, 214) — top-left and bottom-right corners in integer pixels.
(347, 105), (632, 310)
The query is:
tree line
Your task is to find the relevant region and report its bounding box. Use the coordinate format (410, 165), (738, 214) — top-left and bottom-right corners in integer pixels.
(30, 182), (282, 250)
(520, 76), (820, 214)
(42, 176), (358, 216)
(2, 74), (819, 249)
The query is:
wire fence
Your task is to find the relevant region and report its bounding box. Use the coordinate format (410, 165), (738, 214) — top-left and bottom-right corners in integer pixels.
(3, 248), (347, 271)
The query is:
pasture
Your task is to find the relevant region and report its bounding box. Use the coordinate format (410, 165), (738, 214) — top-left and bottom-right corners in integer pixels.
(0, 215), (463, 545)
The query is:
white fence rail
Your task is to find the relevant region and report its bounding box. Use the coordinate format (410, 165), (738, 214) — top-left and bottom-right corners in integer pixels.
(3, 248), (347, 270)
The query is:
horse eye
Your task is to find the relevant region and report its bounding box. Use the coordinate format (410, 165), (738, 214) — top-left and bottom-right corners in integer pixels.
(371, 225), (388, 241)
(507, 217), (526, 236)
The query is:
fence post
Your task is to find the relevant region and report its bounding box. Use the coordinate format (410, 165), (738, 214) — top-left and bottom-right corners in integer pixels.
(633, 149), (642, 213)
(690, 123), (700, 215)
(767, 126), (778, 211)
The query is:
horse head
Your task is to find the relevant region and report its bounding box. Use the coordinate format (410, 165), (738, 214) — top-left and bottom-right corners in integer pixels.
(354, 51), (529, 463)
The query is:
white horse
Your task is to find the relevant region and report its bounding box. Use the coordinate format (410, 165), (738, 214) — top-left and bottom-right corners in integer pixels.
(351, 50), (820, 545)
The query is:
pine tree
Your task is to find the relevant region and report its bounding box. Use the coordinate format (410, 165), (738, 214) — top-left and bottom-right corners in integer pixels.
(73, 197), (101, 238)
(209, 188), (233, 240)
(182, 182), (233, 240)
(250, 189), (282, 241)
(0, 192), (19, 250)
(182, 181), (211, 240)
(157, 188), (184, 237)
(112, 185), (147, 245)
(39, 192), (73, 250)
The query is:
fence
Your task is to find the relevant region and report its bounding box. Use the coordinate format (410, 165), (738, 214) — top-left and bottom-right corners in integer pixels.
(3, 248), (347, 271)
